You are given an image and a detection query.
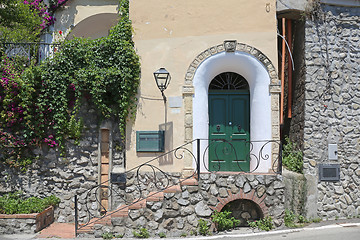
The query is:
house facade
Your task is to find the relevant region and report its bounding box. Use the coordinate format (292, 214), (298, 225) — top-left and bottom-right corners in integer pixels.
(1, 0), (359, 237)
(280, 0), (360, 219)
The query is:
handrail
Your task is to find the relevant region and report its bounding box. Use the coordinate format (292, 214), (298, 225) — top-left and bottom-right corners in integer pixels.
(75, 138), (282, 236)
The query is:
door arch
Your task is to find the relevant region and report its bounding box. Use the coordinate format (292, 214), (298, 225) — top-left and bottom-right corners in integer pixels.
(208, 72), (250, 172)
(182, 42), (280, 173)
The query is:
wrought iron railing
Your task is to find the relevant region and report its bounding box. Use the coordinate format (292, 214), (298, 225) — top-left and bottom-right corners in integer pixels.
(1, 42), (60, 64)
(74, 138), (282, 236)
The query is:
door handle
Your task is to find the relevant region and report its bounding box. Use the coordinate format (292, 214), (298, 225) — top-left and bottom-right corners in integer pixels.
(216, 125), (220, 131)
(238, 125), (241, 131)
(229, 122), (232, 126)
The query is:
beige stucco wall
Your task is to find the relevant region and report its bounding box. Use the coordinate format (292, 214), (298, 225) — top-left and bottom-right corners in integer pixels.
(127, 0), (278, 172)
(53, 0), (118, 39)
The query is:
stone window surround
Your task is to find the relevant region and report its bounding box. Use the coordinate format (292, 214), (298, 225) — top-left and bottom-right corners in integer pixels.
(182, 42), (280, 174)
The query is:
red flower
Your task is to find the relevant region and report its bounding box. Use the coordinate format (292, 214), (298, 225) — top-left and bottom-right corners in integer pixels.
(59, 30), (62, 35)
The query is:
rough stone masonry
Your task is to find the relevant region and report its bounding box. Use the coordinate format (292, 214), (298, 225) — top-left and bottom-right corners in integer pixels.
(301, 4), (360, 219)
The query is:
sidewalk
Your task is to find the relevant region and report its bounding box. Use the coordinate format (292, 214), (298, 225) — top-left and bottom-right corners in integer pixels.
(1, 218), (359, 240)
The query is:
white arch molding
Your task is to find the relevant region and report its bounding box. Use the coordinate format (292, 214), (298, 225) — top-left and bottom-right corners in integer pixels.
(182, 42), (280, 174)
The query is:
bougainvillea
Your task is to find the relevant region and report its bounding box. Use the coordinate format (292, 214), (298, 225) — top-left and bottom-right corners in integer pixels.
(0, 0), (140, 170)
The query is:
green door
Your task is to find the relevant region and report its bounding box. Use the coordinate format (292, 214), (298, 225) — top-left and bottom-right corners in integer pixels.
(209, 91), (250, 171)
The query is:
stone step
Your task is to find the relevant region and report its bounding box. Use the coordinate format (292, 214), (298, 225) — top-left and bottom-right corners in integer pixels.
(147, 192), (164, 201)
(111, 205), (129, 218)
(163, 185), (182, 193)
(180, 177), (198, 186)
(128, 199), (146, 210)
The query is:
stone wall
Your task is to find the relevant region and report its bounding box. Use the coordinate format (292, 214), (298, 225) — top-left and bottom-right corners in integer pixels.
(87, 173), (285, 238)
(287, 20), (306, 150)
(302, 4), (360, 219)
(0, 218), (36, 234)
(0, 99), (125, 225)
(283, 169), (306, 215)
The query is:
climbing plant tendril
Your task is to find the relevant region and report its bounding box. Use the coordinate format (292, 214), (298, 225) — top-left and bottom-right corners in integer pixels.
(0, 0), (140, 170)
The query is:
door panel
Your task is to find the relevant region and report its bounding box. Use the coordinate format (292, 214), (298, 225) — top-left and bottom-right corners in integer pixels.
(209, 92), (250, 172)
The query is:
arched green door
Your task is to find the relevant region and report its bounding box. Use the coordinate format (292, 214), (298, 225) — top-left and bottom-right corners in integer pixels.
(208, 72), (250, 172)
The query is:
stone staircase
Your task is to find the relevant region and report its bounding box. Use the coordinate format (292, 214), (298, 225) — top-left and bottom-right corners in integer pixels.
(77, 177), (198, 235)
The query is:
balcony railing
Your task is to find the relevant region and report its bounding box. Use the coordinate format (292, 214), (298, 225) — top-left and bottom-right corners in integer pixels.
(1, 42), (60, 65)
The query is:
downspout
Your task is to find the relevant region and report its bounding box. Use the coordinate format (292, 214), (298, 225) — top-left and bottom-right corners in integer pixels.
(280, 18), (286, 126)
(287, 19), (293, 119)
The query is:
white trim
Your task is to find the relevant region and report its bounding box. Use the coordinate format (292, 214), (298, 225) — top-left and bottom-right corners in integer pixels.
(192, 51), (272, 173)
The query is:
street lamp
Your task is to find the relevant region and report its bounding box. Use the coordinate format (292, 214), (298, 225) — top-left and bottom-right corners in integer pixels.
(153, 68), (171, 101)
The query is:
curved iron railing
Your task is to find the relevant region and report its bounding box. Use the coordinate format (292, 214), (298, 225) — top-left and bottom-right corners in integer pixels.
(75, 138), (282, 236)
(1, 42), (60, 65)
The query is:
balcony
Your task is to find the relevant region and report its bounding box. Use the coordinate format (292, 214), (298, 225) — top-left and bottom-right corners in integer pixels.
(1, 42), (60, 65)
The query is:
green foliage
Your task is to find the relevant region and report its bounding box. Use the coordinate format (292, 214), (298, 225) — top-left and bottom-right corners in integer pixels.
(0, 0), (140, 169)
(247, 216), (274, 231)
(0, 191), (60, 214)
(0, 0), (43, 42)
(310, 217), (322, 223)
(132, 228), (149, 238)
(158, 232), (166, 238)
(284, 210), (309, 228)
(102, 232), (114, 239)
(284, 209), (297, 227)
(189, 230), (197, 236)
(283, 137), (303, 173)
(198, 219), (210, 236)
(211, 210), (240, 231)
(66, 115), (84, 145)
(115, 234), (124, 238)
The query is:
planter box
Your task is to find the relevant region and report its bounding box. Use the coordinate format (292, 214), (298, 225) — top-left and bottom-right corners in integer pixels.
(0, 206), (54, 234)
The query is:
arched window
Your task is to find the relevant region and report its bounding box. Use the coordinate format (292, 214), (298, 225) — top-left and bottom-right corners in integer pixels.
(209, 72), (249, 90)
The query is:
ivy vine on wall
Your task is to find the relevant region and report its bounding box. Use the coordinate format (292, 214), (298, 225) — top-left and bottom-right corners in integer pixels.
(0, 0), (140, 169)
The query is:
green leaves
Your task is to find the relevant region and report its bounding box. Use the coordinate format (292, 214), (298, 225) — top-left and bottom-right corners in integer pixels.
(0, 0), (140, 169)
(0, 192), (60, 214)
(282, 137), (303, 174)
(211, 210), (240, 231)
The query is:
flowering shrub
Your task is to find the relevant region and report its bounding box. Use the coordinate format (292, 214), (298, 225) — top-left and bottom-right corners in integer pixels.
(23, 0), (70, 29)
(0, 0), (140, 170)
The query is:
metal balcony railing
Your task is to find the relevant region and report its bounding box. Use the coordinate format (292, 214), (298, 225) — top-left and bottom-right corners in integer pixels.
(1, 42), (60, 65)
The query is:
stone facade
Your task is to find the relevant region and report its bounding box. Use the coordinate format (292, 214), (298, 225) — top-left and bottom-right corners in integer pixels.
(298, 5), (360, 218)
(0, 206), (54, 234)
(81, 173), (285, 238)
(0, 99), (125, 225)
(0, 218), (36, 234)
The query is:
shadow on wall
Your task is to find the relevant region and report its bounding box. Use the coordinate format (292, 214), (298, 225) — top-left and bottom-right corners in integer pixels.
(66, 13), (119, 40)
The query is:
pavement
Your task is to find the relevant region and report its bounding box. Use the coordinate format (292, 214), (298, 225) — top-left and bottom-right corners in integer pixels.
(0, 218), (359, 240)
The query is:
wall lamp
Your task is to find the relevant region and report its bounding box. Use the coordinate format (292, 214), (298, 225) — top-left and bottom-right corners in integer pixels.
(153, 68), (171, 102)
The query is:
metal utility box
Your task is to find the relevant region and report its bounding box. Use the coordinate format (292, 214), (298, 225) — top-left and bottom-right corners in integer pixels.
(110, 172), (126, 189)
(319, 164), (340, 182)
(328, 144), (338, 160)
(136, 131), (165, 152)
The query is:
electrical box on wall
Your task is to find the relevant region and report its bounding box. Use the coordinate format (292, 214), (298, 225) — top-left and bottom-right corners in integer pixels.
(319, 164), (340, 182)
(136, 131), (165, 152)
(110, 172), (126, 190)
(328, 144), (338, 160)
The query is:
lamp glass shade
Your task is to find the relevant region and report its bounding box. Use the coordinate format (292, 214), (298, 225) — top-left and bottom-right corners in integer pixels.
(154, 68), (171, 92)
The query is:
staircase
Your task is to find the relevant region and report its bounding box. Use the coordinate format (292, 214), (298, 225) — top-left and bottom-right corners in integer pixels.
(76, 177), (198, 235)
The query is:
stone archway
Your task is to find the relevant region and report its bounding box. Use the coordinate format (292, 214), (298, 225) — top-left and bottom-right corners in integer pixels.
(222, 199), (263, 226)
(182, 41), (280, 174)
(210, 188), (268, 226)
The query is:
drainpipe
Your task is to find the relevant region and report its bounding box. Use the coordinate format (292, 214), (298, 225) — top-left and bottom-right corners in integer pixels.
(287, 19), (293, 119)
(280, 18), (286, 126)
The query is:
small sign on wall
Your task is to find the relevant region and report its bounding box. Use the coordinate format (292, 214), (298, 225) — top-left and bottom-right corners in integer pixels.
(319, 164), (340, 182)
(136, 131), (164, 152)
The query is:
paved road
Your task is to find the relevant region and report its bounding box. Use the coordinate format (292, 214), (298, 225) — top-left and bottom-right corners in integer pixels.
(1, 221), (359, 240)
(222, 224), (360, 240)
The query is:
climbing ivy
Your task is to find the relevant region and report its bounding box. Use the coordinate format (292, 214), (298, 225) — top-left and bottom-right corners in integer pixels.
(0, 0), (140, 169)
